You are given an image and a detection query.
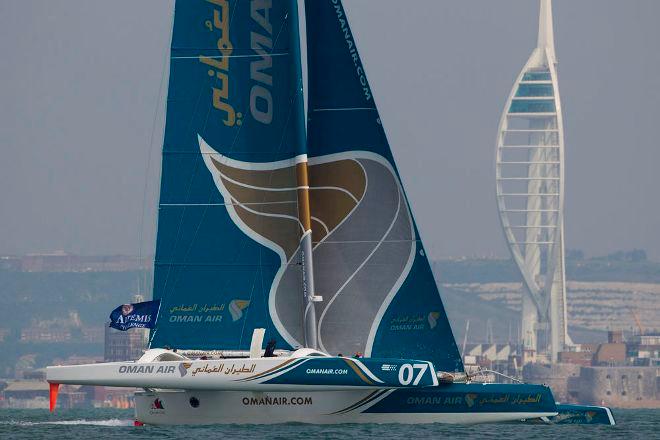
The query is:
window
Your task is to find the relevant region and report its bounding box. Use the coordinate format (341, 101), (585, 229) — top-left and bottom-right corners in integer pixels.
(522, 71), (551, 81)
(510, 100), (556, 113)
(516, 84), (554, 97)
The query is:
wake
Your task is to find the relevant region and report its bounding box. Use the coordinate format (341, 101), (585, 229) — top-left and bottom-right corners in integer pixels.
(3, 419), (133, 427)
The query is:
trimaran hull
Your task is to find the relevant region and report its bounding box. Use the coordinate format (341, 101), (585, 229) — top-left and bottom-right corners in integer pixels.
(134, 387), (556, 426)
(48, 351), (558, 425)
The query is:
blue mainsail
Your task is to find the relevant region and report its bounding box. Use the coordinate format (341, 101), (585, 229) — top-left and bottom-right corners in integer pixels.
(151, 0), (307, 350)
(304, 0), (463, 372)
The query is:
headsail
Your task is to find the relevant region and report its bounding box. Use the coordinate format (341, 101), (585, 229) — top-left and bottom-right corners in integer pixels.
(304, 0), (463, 372)
(151, 0), (308, 350)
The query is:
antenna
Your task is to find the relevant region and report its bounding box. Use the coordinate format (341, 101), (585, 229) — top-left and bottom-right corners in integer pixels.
(537, 0), (557, 63)
(462, 320), (470, 357)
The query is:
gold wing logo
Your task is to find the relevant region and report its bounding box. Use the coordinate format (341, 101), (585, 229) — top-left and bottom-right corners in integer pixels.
(428, 312), (440, 329)
(229, 300), (251, 322)
(199, 136), (415, 354)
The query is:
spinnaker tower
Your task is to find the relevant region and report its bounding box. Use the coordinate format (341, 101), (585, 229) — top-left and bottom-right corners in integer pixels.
(495, 0), (571, 363)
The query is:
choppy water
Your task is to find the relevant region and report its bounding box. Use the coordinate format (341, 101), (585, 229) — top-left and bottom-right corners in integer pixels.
(0, 408), (658, 439)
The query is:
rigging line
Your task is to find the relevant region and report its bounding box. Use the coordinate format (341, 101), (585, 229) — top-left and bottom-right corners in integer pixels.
(271, 8), (289, 56)
(159, 158), (204, 303)
(257, 233), (278, 348)
(155, 261), (304, 268)
(172, 53), (290, 59)
(147, 7), (176, 342)
(161, 61), (229, 305)
(232, 198), (305, 233)
(311, 107), (377, 112)
(162, 15), (260, 304)
(212, 166), (361, 204)
(138, 8), (172, 302)
(280, 81), (304, 156)
(161, 201), (297, 207)
(214, 168), (304, 192)
(158, 40), (211, 306)
(314, 239), (418, 245)
(238, 259), (259, 349)
(204, 0), (295, 202)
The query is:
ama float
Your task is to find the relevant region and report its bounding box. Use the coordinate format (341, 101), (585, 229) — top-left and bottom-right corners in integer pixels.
(47, 0), (613, 425)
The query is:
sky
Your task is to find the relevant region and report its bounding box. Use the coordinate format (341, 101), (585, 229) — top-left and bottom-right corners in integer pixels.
(1, 0), (659, 261)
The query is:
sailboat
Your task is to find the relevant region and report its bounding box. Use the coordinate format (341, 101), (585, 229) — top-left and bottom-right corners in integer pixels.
(47, 0), (610, 425)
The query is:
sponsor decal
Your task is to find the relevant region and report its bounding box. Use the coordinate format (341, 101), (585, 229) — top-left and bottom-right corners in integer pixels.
(109, 300), (160, 331)
(179, 362), (192, 377)
(229, 299), (250, 321)
(305, 368), (348, 375)
(407, 393), (542, 408)
(331, 0), (372, 101)
(427, 312), (440, 329)
(249, 0), (274, 124)
(465, 393), (478, 408)
(167, 303), (226, 324)
(241, 396), (312, 406)
(397, 363), (428, 386)
(151, 398), (164, 410)
(200, 0), (275, 126)
(512, 393), (542, 405)
(407, 396), (463, 406)
(200, 0), (241, 127)
(190, 362), (256, 376)
(198, 141), (413, 353)
(149, 398), (165, 415)
(118, 365), (176, 374)
(388, 315), (426, 331)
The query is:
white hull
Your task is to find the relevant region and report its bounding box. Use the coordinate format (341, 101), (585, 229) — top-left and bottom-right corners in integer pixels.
(134, 389), (556, 425)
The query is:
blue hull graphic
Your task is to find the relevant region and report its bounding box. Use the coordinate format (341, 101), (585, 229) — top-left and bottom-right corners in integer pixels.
(134, 382), (559, 425)
(543, 404), (616, 425)
(364, 383), (556, 415)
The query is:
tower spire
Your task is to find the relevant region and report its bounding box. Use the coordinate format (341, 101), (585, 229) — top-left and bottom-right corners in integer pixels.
(537, 0), (556, 63)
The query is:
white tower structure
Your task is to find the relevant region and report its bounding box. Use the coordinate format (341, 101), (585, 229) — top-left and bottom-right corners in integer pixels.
(495, 0), (570, 363)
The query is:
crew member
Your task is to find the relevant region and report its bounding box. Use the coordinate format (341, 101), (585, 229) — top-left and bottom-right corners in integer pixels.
(264, 338), (277, 357)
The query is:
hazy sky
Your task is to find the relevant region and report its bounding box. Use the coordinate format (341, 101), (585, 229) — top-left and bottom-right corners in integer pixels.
(1, 0), (659, 261)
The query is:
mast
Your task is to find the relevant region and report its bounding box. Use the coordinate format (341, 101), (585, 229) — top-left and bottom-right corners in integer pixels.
(295, 157), (321, 350)
(290, 0), (320, 349)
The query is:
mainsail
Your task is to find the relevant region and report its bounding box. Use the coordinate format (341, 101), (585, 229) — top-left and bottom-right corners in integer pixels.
(151, 0), (308, 350)
(151, 0), (463, 373)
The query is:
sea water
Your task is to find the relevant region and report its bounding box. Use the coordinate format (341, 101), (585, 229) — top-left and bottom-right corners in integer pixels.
(0, 408), (657, 439)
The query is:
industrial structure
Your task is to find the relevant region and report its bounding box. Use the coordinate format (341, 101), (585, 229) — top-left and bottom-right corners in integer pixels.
(496, 0), (570, 363)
